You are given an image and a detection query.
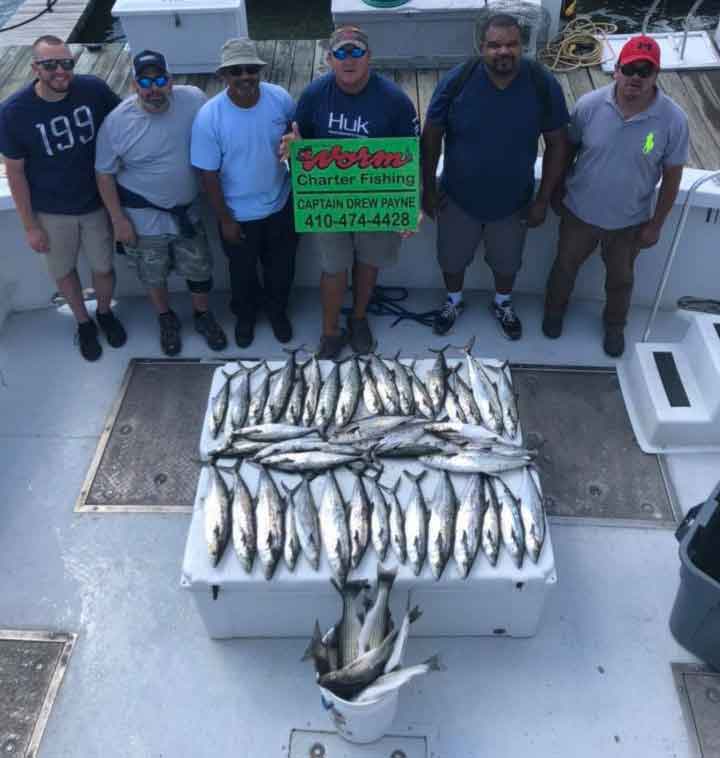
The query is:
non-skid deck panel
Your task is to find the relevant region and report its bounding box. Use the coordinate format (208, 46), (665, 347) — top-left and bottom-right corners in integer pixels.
(654, 351), (691, 408)
(512, 366), (677, 526)
(78, 359), (216, 512)
(0, 631), (75, 758)
(672, 663), (720, 758)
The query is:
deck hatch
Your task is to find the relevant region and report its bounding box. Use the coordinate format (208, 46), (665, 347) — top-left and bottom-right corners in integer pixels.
(653, 351), (691, 408)
(0, 631), (76, 758)
(672, 663), (720, 758)
(512, 365), (679, 526)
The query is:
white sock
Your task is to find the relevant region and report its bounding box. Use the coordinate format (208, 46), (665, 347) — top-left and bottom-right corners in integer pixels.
(447, 291), (463, 306)
(495, 292), (512, 306)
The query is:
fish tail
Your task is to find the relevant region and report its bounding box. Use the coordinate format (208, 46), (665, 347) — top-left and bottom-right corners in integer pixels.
(301, 620), (323, 661)
(424, 654), (445, 671)
(378, 563), (398, 587)
(428, 342), (452, 356)
(403, 469), (427, 485)
(408, 605), (423, 624)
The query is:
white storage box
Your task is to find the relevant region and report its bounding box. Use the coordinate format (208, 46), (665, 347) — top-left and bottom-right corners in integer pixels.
(113, 0), (248, 74)
(182, 359), (557, 639)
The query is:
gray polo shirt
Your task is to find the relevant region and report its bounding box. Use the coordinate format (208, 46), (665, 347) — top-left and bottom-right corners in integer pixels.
(563, 84), (689, 230)
(96, 85), (207, 236)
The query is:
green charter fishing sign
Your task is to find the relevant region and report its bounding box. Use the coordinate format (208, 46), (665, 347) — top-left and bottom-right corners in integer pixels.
(290, 137), (419, 233)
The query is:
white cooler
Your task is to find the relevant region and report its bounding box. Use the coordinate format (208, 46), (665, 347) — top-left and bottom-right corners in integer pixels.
(113, 0), (248, 74)
(181, 360), (558, 639)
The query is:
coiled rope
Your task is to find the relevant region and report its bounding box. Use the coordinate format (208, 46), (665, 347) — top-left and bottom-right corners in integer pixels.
(0, 0), (59, 33)
(341, 286), (441, 328)
(537, 16), (618, 72)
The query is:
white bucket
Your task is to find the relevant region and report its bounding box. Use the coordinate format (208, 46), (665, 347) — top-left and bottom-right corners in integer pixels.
(318, 685), (400, 744)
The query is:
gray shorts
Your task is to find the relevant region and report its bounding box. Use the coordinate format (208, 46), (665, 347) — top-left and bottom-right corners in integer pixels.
(305, 231), (402, 275)
(123, 223), (212, 289)
(437, 195), (529, 277)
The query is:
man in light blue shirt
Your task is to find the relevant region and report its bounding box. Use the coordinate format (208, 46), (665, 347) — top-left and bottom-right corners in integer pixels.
(191, 38), (297, 348)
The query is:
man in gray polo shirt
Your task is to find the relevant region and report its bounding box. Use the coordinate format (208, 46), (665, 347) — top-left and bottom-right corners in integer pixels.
(543, 35), (688, 357)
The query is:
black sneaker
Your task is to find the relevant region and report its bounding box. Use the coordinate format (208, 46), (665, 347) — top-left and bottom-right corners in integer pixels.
(603, 327), (625, 357)
(158, 310), (182, 356)
(490, 299), (522, 340)
(96, 309), (127, 348)
(433, 299), (465, 335)
(194, 311), (227, 351)
(317, 331), (347, 360)
(347, 316), (374, 354)
(542, 310), (564, 339)
(76, 320), (102, 362)
(268, 312), (292, 344)
(234, 319), (255, 348)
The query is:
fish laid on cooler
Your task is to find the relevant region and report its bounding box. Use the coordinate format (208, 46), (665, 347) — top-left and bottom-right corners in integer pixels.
(418, 450), (531, 475)
(428, 470), (457, 580)
(365, 474), (390, 562)
(261, 449), (372, 474)
(388, 352), (415, 416)
(204, 464), (231, 566)
(334, 356), (362, 428)
(520, 466), (545, 563)
(284, 476), (321, 570)
(369, 353), (401, 415)
(331, 415), (411, 445)
(347, 473), (371, 569)
(452, 369), (483, 425)
(301, 355), (322, 427)
(247, 366), (273, 426)
(231, 465), (256, 573)
(482, 476), (501, 566)
(444, 382), (467, 424)
(284, 359), (308, 426)
(254, 465), (285, 579)
(333, 579), (371, 668)
(227, 362), (263, 432)
(380, 477), (406, 564)
(426, 345), (452, 416)
(266, 346), (304, 422)
(207, 438), (266, 461)
(404, 469), (428, 576)
(361, 361), (384, 416)
(408, 361), (435, 419)
(283, 494), (301, 571)
(486, 360), (520, 442)
(425, 421), (501, 445)
(236, 423), (320, 443)
(253, 434), (328, 461)
(209, 367), (240, 438)
(491, 475), (525, 568)
(353, 655), (443, 703)
(462, 339), (504, 434)
(454, 474), (483, 579)
(357, 564), (397, 655)
(319, 470), (351, 586)
(314, 360), (343, 432)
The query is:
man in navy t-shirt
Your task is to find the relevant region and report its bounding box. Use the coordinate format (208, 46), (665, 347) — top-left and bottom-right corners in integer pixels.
(0, 34), (125, 361)
(289, 26), (419, 359)
(422, 14), (569, 340)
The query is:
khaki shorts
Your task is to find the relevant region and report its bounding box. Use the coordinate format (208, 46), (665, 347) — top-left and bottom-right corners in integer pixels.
(36, 208), (114, 281)
(437, 195), (529, 276)
(305, 231), (401, 275)
(123, 223), (213, 289)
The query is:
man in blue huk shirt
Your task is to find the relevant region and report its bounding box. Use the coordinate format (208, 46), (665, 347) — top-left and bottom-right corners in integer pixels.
(0, 34), (127, 361)
(422, 14), (569, 340)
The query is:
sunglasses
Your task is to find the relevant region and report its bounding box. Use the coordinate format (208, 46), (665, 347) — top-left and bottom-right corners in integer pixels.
(619, 62), (655, 78)
(332, 46), (367, 60)
(136, 74), (169, 89)
(226, 65), (261, 76)
(35, 58), (75, 72)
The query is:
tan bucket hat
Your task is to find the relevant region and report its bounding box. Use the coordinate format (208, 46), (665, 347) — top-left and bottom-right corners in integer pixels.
(217, 38), (267, 72)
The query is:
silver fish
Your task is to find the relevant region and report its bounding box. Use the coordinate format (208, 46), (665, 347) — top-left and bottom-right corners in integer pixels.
(454, 474), (483, 579)
(284, 359), (308, 426)
(482, 476), (501, 566)
(419, 450), (530, 475)
(204, 465), (231, 566)
(207, 438), (266, 460)
(369, 353), (401, 415)
(231, 465), (256, 573)
(355, 655), (443, 703)
(365, 474), (390, 562)
(521, 466), (545, 563)
(283, 476), (321, 570)
(361, 361), (384, 416)
(444, 382), (467, 423)
(227, 363), (262, 432)
(428, 470), (457, 580)
(491, 475), (525, 568)
(332, 579), (370, 667)
(488, 360), (520, 441)
(236, 423), (319, 443)
(425, 421), (501, 445)
(267, 346), (304, 422)
(383, 598), (422, 674)
(331, 415), (411, 445)
(426, 344), (452, 416)
(389, 351), (415, 416)
(334, 356), (362, 428)
(301, 355), (322, 427)
(315, 360), (343, 431)
(283, 495), (301, 571)
(380, 477), (406, 564)
(357, 564), (397, 654)
(408, 361), (435, 419)
(209, 368), (239, 438)
(253, 434), (326, 461)
(347, 473), (371, 569)
(404, 469), (428, 576)
(261, 449), (370, 474)
(247, 366), (273, 426)
(373, 433), (463, 459)
(255, 465), (285, 579)
(302, 620), (331, 676)
(462, 339), (504, 434)
(452, 369), (483, 425)
(319, 470), (351, 586)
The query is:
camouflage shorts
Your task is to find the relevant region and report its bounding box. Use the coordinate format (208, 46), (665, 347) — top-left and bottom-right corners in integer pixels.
(123, 223), (212, 288)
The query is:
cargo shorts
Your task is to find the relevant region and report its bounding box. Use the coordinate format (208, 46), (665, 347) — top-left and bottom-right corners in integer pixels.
(123, 223), (213, 289)
(36, 208), (114, 281)
(437, 195), (529, 277)
(305, 231), (402, 275)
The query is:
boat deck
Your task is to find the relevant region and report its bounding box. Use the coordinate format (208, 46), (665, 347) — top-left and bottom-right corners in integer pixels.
(0, 39), (719, 169)
(1, 287), (720, 757)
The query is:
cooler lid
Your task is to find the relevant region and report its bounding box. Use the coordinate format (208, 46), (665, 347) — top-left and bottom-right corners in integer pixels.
(114, 0), (243, 16)
(332, 0), (486, 16)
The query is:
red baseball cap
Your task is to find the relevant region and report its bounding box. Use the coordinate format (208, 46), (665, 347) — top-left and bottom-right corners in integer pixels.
(618, 35), (661, 68)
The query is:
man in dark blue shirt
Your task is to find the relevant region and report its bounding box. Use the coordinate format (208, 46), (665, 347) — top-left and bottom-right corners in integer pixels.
(290, 26), (419, 359)
(0, 35), (125, 361)
(422, 14), (569, 339)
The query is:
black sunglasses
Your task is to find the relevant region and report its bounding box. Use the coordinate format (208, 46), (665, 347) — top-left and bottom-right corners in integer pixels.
(35, 58), (75, 72)
(226, 65), (261, 76)
(620, 62), (655, 78)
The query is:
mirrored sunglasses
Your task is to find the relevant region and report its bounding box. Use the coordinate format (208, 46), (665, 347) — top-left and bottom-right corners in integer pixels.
(619, 62), (655, 78)
(136, 74), (169, 89)
(35, 58), (75, 72)
(332, 46), (367, 60)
